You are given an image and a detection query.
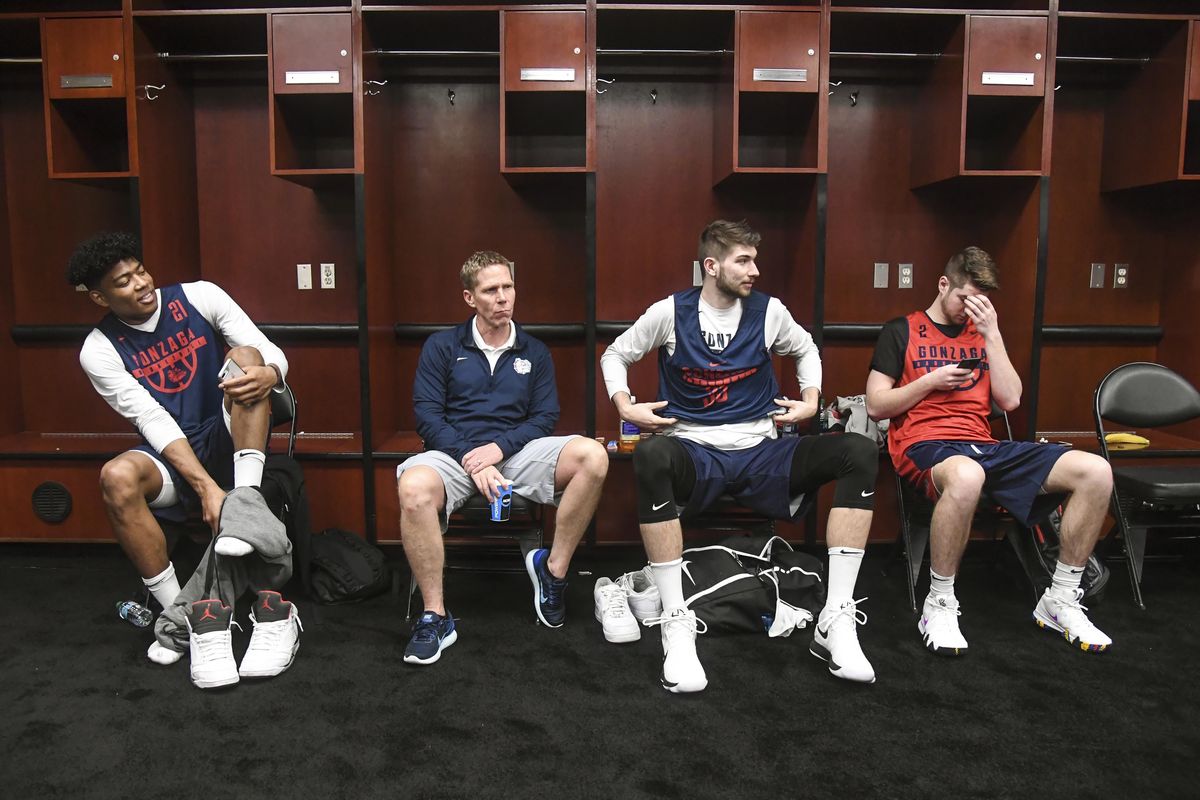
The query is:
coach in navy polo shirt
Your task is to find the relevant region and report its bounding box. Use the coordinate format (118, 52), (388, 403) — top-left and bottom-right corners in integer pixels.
(396, 251), (609, 666)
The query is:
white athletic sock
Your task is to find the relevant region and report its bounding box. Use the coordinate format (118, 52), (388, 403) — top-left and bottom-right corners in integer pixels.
(142, 562), (180, 609)
(929, 569), (956, 598)
(1049, 560), (1085, 602)
(214, 536), (254, 557)
(233, 449), (266, 489)
(824, 546), (865, 611)
(650, 558), (686, 612)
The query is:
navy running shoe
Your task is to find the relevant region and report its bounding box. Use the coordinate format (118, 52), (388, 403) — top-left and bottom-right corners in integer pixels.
(403, 611), (457, 665)
(525, 547), (568, 628)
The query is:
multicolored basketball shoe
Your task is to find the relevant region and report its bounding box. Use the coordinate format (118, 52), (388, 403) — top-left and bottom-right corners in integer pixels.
(1033, 588), (1112, 653)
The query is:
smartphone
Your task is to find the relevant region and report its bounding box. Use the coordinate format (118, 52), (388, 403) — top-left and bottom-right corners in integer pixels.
(218, 358), (246, 382)
(956, 357), (982, 370)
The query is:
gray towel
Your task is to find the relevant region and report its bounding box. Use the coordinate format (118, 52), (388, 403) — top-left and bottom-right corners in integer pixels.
(154, 487), (293, 652)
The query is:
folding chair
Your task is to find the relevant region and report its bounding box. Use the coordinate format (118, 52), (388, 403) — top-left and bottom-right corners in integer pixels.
(1093, 362), (1200, 609)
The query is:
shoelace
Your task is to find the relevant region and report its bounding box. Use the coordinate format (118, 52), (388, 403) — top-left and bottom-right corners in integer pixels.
(599, 585), (631, 617)
(824, 597), (869, 631)
(930, 596), (962, 618)
(1053, 588), (1091, 618)
(411, 616), (450, 644)
(643, 611), (709, 636)
(194, 621), (241, 660)
(246, 612), (303, 652)
(543, 574), (567, 608)
(616, 570), (653, 597)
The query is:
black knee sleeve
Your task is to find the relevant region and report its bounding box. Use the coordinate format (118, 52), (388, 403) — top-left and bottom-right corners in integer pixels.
(632, 435), (696, 523)
(831, 434), (879, 510)
(790, 432), (879, 510)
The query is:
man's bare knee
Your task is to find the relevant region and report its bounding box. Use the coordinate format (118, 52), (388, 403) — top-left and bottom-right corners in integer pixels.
(563, 438), (609, 483)
(937, 459), (985, 507)
(398, 468), (445, 515)
(100, 457), (146, 507)
(226, 345), (264, 368)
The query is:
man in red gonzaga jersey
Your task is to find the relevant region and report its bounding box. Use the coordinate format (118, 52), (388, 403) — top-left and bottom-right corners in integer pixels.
(865, 247), (1114, 655)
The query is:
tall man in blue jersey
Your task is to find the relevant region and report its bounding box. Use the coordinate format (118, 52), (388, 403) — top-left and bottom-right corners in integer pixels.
(70, 232), (301, 689)
(602, 220), (880, 693)
(396, 251), (609, 666)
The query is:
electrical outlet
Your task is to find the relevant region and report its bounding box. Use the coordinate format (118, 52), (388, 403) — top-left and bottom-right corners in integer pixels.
(1113, 263), (1129, 289)
(320, 262), (335, 289)
(296, 263), (312, 290)
(898, 263), (914, 289)
(1089, 262), (1105, 289)
(873, 262), (889, 289)
(693, 260), (702, 287)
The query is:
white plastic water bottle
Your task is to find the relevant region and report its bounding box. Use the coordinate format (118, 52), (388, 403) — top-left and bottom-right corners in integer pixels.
(116, 600), (153, 628)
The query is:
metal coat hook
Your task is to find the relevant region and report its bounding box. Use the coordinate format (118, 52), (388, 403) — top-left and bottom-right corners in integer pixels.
(650, 88), (657, 104)
(365, 80), (387, 86)
(596, 77), (615, 95)
(137, 83), (165, 101)
(828, 80), (842, 97)
(448, 89), (455, 105)
(366, 90), (381, 96)
(848, 90), (859, 106)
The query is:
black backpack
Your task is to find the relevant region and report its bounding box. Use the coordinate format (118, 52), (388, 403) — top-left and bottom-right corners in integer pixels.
(682, 535), (826, 636)
(308, 528), (391, 604)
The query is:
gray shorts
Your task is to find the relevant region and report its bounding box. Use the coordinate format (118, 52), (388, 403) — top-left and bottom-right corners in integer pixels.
(396, 435), (579, 532)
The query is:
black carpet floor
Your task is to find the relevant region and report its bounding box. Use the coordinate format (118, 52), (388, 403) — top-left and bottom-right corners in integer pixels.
(1, 541), (1196, 800)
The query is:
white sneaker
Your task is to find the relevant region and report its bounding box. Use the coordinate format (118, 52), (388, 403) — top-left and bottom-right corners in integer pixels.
(593, 578), (641, 643)
(809, 599), (876, 684)
(645, 607), (707, 693)
(146, 640), (183, 666)
(185, 599), (241, 689)
(1034, 588), (1112, 653)
(617, 566), (662, 622)
(919, 593), (969, 656)
(239, 591), (304, 677)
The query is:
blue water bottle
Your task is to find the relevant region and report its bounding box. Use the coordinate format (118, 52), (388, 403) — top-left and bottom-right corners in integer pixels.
(490, 483), (512, 522)
(116, 600), (153, 628)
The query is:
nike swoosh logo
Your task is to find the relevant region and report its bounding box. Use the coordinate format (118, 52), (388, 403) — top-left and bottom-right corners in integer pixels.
(861, 490), (874, 497)
(680, 560), (694, 585)
(708, 362), (723, 367)
(651, 501), (670, 511)
(456, 357), (468, 362)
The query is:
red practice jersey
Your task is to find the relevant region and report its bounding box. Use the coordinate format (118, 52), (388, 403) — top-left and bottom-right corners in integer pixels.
(886, 311), (995, 471)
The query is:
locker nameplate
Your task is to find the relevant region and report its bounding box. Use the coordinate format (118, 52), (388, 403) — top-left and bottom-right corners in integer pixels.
(285, 70), (340, 85)
(60, 74), (113, 89)
(520, 68), (576, 82)
(981, 71), (1035, 86)
(753, 68), (808, 83)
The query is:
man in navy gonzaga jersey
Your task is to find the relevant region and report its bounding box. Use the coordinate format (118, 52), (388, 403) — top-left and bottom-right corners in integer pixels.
(865, 247), (1113, 656)
(70, 232), (301, 683)
(602, 220), (879, 693)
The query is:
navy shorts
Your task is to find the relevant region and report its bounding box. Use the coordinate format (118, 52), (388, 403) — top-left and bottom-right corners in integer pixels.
(902, 439), (1068, 526)
(676, 436), (807, 522)
(133, 415), (235, 524)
